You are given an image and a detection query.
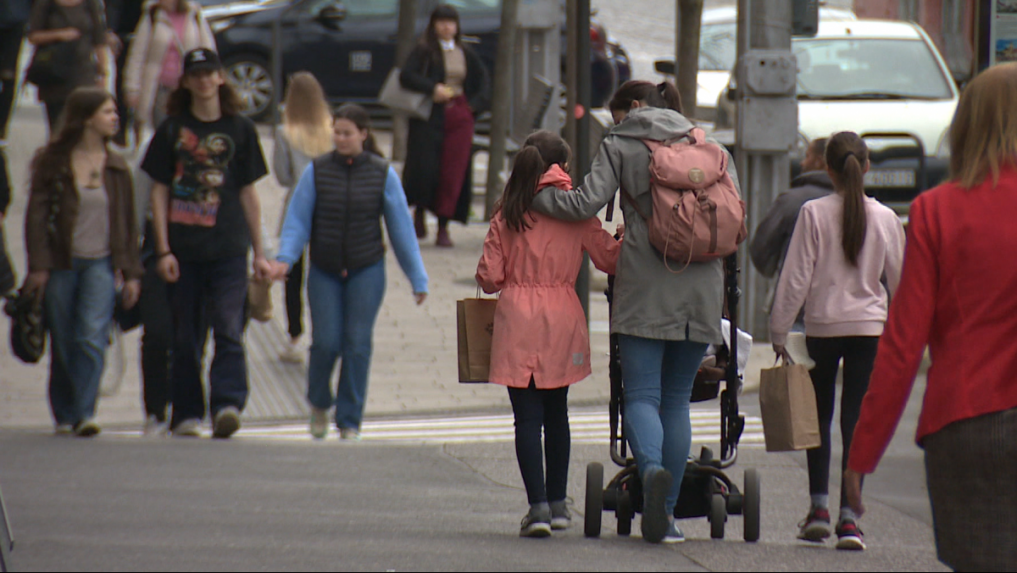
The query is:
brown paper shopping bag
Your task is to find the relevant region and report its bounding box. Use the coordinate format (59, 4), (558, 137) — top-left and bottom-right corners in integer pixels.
(457, 297), (498, 383)
(758, 358), (822, 452)
(247, 278), (274, 323)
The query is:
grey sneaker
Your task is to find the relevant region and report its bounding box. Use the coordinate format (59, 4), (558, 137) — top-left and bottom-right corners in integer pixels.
(641, 466), (673, 544)
(663, 519), (685, 544)
(212, 407), (241, 439)
(339, 428), (361, 441)
(310, 408), (329, 440)
(173, 418), (203, 438)
(75, 419), (101, 438)
(520, 505), (552, 538)
(550, 501), (572, 530)
(143, 415), (169, 438)
(55, 424), (74, 436)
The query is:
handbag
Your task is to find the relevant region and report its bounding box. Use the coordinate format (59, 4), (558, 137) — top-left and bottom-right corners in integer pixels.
(456, 290), (498, 383)
(758, 355), (822, 452)
(26, 41), (78, 88)
(4, 290), (46, 364)
(378, 67), (433, 121)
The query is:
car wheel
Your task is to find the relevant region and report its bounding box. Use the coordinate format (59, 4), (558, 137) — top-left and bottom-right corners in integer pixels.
(224, 54), (274, 122)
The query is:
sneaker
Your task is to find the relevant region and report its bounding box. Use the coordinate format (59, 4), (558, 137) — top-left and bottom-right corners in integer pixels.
(641, 466), (673, 544)
(797, 507), (832, 542)
(339, 428), (361, 441)
(309, 408), (329, 440)
(143, 415), (169, 438)
(212, 407), (241, 439)
(279, 339), (304, 364)
(55, 424), (74, 436)
(662, 519), (686, 544)
(172, 418), (203, 438)
(520, 506), (552, 538)
(75, 419), (101, 438)
(550, 501), (571, 530)
(835, 519), (866, 551)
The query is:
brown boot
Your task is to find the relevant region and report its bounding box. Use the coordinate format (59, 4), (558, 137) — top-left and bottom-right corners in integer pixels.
(436, 226), (453, 248)
(414, 209), (427, 239)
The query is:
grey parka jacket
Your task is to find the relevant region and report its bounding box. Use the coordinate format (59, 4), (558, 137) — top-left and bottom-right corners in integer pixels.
(530, 107), (741, 344)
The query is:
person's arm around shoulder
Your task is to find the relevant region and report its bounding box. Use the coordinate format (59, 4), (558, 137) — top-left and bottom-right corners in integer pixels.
(769, 203), (819, 348)
(530, 139), (621, 221)
(382, 166), (428, 304)
(845, 194), (941, 516)
(476, 215), (506, 295)
(582, 218), (621, 276)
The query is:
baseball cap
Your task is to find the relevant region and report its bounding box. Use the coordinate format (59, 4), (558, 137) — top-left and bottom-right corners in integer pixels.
(183, 48), (223, 75)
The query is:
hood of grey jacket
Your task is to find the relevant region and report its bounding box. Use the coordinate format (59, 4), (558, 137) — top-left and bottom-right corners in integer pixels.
(529, 106), (734, 345)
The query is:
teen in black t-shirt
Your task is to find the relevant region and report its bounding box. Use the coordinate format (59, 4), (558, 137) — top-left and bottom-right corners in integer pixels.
(142, 48), (269, 440)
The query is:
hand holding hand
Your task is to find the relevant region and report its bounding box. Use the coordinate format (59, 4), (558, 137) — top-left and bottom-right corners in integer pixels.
(121, 279), (142, 310)
(843, 469), (866, 518)
(156, 254), (180, 283)
(253, 256), (273, 282)
(269, 261), (291, 282)
(414, 292), (427, 306)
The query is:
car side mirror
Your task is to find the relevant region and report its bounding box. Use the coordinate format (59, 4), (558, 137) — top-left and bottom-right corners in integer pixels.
(654, 59), (676, 76)
(318, 3), (346, 26)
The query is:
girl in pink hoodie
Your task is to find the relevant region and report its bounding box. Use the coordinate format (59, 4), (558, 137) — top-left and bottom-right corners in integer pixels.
(477, 130), (620, 538)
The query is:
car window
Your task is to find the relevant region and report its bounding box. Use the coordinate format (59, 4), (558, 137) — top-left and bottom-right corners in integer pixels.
(699, 23), (737, 72)
(303, 0), (398, 18)
(794, 38), (953, 99)
(442, 0), (499, 15)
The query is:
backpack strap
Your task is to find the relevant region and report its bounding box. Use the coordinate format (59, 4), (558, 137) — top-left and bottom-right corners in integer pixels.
(620, 188), (650, 221)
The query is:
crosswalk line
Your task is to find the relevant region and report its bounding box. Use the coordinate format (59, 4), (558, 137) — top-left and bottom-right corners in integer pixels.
(107, 409), (766, 446)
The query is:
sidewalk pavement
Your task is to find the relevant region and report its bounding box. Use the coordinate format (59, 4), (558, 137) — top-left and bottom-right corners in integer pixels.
(0, 101), (773, 431)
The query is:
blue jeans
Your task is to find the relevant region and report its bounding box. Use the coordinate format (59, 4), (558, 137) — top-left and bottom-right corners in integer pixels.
(306, 261), (386, 430)
(44, 257), (116, 426)
(619, 335), (709, 516)
(169, 256), (248, 427)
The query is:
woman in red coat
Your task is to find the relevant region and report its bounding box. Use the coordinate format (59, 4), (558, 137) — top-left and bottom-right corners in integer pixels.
(844, 63), (1017, 571)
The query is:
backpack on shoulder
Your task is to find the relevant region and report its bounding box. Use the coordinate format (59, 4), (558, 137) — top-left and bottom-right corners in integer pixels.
(624, 127), (747, 271)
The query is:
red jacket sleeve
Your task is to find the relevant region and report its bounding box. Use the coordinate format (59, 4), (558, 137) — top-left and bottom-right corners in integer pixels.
(847, 196), (938, 474)
(582, 218), (620, 276)
(476, 216), (506, 294)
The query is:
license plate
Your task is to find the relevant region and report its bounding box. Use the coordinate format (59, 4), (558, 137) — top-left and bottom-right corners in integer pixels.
(865, 169), (915, 188)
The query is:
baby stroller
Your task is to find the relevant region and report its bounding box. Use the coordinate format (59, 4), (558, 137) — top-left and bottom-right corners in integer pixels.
(584, 254), (761, 542)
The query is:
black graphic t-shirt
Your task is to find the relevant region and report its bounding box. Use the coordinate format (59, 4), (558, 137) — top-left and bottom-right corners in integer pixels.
(142, 112), (268, 262)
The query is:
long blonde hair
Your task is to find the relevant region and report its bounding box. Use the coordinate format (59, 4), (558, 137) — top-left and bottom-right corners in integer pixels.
(949, 63), (1017, 189)
(282, 72), (333, 158)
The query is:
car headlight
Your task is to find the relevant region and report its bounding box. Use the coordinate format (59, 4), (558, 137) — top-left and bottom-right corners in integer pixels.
(210, 18), (235, 34)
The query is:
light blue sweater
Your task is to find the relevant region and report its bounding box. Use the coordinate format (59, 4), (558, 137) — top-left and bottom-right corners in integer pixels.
(277, 162), (429, 294)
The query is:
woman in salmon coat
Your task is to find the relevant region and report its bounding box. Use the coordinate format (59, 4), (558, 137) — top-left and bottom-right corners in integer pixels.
(477, 131), (620, 538)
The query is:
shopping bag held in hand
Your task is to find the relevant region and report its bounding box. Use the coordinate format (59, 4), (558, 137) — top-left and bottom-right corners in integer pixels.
(457, 293), (498, 383)
(759, 355), (822, 452)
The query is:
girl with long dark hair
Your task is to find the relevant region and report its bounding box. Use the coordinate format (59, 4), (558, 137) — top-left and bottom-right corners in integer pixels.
(270, 104), (428, 441)
(23, 87), (143, 437)
(769, 131), (905, 550)
(477, 130), (620, 537)
(400, 4), (489, 247)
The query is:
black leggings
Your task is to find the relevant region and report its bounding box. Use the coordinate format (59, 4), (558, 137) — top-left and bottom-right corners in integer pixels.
(805, 336), (879, 509)
(140, 254), (174, 421)
(285, 252), (305, 340)
(508, 381), (570, 506)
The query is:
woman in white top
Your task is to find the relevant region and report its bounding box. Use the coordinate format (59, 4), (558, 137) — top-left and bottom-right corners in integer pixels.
(123, 0), (214, 130)
(273, 71), (334, 363)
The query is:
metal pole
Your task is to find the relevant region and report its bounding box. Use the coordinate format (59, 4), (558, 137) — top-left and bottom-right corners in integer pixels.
(271, 16), (282, 132)
(575, 0), (592, 320)
(392, 0), (418, 162)
(484, 0), (521, 220)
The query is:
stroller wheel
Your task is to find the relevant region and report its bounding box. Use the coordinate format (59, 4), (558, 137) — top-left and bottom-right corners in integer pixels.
(743, 468), (761, 542)
(585, 463), (604, 538)
(710, 494), (727, 540)
(616, 490), (633, 537)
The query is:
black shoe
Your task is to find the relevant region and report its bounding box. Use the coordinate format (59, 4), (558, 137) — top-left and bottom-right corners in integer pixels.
(641, 466), (673, 544)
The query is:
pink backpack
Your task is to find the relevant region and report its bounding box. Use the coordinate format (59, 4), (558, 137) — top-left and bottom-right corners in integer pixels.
(624, 127), (747, 271)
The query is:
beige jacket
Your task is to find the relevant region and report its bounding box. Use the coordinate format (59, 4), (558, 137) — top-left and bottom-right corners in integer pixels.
(123, 0), (215, 127)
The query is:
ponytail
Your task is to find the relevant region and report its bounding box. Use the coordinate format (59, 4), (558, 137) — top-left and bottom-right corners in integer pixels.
(609, 80), (683, 115)
(497, 130), (572, 233)
(825, 132), (869, 266)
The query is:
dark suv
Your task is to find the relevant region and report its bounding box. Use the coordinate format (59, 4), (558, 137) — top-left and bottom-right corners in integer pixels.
(208, 0), (631, 120)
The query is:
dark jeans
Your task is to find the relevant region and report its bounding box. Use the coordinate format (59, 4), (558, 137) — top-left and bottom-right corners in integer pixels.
(139, 254), (174, 422)
(0, 24), (23, 139)
(508, 381), (571, 506)
(169, 256), (248, 428)
(285, 252), (305, 340)
(805, 336), (879, 509)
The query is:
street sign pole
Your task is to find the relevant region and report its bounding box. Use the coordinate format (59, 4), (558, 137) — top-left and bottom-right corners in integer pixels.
(574, 0), (592, 320)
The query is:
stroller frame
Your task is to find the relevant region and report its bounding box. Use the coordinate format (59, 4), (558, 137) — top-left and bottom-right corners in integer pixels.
(584, 254), (761, 541)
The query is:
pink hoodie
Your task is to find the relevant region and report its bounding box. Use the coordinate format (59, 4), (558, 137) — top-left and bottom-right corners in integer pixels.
(476, 165), (621, 389)
(770, 194), (905, 345)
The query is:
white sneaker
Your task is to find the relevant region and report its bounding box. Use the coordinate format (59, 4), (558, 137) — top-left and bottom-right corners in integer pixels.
(75, 419), (101, 438)
(279, 340), (304, 364)
(55, 424), (74, 436)
(143, 415), (169, 438)
(173, 418), (202, 438)
(310, 408), (329, 440)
